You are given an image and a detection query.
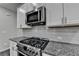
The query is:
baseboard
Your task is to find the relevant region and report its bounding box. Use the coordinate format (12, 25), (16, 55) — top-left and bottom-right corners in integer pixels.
(0, 47), (10, 53)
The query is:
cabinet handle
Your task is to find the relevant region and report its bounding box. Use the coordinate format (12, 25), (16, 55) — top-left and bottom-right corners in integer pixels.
(62, 17), (67, 24)
(65, 17), (67, 24)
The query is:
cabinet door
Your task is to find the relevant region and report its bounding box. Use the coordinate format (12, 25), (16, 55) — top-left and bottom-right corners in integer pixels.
(10, 40), (17, 56)
(45, 3), (63, 26)
(17, 3), (33, 28)
(17, 8), (24, 28)
(20, 3), (34, 12)
(64, 3), (79, 24)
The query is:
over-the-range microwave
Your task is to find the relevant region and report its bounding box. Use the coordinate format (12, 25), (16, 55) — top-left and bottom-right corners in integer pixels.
(25, 6), (46, 26)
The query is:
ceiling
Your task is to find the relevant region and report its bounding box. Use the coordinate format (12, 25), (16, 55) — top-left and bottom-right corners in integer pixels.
(0, 3), (23, 12)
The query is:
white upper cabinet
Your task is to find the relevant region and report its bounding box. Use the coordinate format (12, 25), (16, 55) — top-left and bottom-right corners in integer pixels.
(17, 3), (33, 28)
(36, 3), (46, 8)
(20, 3), (34, 13)
(64, 3), (79, 24)
(45, 3), (63, 26)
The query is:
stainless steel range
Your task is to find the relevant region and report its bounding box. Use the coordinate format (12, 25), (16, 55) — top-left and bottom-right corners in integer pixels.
(17, 37), (49, 56)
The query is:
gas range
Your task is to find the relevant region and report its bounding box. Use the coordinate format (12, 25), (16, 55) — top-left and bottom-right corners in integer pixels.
(17, 37), (49, 56)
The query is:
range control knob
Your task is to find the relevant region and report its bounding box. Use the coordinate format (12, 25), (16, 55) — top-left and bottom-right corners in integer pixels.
(34, 52), (38, 56)
(23, 46), (27, 51)
(32, 51), (35, 54)
(29, 50), (32, 53)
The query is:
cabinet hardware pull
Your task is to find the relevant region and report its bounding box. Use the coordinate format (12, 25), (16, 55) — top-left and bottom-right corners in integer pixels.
(62, 17), (67, 24)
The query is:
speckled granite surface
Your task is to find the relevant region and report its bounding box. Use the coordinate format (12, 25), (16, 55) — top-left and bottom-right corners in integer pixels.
(9, 36), (27, 43)
(44, 41), (79, 56)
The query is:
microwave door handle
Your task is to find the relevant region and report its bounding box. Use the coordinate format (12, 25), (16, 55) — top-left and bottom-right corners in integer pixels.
(38, 10), (40, 21)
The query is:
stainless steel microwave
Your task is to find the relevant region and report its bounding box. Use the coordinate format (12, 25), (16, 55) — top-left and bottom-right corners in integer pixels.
(25, 6), (46, 26)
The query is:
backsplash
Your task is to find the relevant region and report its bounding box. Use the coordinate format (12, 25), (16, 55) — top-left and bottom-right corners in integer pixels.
(23, 26), (79, 44)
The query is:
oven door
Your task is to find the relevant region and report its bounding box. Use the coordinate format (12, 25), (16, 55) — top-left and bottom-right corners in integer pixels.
(17, 43), (41, 56)
(18, 52), (24, 56)
(17, 50), (28, 56)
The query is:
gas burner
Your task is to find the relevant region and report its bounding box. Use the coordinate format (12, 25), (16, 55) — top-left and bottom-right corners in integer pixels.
(19, 37), (49, 50)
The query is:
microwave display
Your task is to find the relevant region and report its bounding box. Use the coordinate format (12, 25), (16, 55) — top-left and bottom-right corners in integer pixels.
(27, 11), (38, 22)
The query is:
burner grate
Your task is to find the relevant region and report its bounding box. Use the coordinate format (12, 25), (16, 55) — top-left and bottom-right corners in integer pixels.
(20, 37), (49, 50)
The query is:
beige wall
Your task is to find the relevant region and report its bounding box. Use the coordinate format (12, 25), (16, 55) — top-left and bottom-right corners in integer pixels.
(0, 7), (17, 51)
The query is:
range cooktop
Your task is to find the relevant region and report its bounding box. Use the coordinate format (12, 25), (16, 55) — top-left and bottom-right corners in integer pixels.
(19, 37), (49, 50)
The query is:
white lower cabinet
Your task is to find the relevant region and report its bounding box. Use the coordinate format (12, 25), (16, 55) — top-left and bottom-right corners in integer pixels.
(10, 40), (17, 56)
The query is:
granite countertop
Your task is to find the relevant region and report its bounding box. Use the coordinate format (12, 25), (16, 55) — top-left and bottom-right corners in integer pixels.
(9, 37), (79, 56)
(9, 36), (27, 43)
(43, 41), (79, 56)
